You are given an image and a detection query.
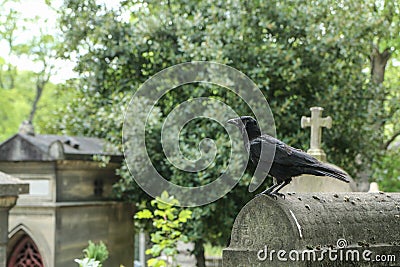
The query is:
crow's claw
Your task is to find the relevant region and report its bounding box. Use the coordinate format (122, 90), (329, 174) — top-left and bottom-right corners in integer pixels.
(266, 192), (285, 199)
(257, 191), (285, 200)
(274, 192), (286, 199)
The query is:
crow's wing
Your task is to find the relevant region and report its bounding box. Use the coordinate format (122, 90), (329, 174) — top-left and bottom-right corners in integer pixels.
(251, 135), (349, 182)
(250, 134), (319, 167)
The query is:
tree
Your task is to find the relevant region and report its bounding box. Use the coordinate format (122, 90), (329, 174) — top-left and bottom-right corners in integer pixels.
(55, 0), (399, 265)
(369, 0), (399, 85)
(366, 0), (400, 191)
(22, 30), (57, 125)
(0, 1), (59, 140)
(0, 64), (66, 142)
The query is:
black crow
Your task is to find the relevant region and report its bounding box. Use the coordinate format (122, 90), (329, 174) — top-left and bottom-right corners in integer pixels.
(227, 116), (350, 198)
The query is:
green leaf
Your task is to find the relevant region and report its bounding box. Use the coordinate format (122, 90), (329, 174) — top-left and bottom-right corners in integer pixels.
(154, 210), (166, 218)
(163, 247), (177, 256)
(147, 258), (167, 267)
(178, 210), (192, 222)
(150, 231), (163, 244)
(135, 209), (153, 219)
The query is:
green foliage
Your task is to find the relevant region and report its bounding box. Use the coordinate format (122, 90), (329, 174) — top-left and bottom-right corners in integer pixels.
(204, 243), (222, 257)
(74, 241), (109, 267)
(0, 1), (63, 141)
(0, 71), (32, 140)
(135, 191), (192, 267)
(375, 62), (400, 192)
(54, 0), (400, 263)
(0, 69), (64, 141)
(55, 0), (399, 176)
(0, 0), (19, 90)
(375, 150), (400, 192)
(83, 241), (109, 263)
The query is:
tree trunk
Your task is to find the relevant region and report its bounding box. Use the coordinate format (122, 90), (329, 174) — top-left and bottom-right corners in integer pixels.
(28, 66), (51, 124)
(370, 46), (392, 84)
(2, 63), (17, 89)
(357, 45), (393, 191)
(28, 82), (45, 124)
(194, 239), (206, 267)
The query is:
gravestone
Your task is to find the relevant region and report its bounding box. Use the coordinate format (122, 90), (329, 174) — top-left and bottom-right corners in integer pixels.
(282, 107), (356, 193)
(223, 193), (400, 266)
(0, 172), (28, 267)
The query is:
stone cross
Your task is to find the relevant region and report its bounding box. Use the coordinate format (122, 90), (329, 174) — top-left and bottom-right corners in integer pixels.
(301, 107), (332, 161)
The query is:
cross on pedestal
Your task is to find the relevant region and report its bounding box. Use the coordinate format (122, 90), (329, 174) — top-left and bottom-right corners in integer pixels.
(301, 107), (332, 161)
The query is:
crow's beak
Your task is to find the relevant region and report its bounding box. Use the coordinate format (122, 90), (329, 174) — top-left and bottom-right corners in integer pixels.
(227, 118), (241, 127)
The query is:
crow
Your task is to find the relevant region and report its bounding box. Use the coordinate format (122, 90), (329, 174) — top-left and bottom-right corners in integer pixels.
(227, 116), (350, 198)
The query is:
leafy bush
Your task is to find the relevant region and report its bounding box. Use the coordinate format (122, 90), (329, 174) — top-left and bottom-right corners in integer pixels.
(135, 191), (192, 267)
(375, 150), (400, 192)
(75, 241), (109, 267)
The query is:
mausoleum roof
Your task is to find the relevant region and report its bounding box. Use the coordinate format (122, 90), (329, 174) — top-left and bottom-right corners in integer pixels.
(0, 133), (122, 161)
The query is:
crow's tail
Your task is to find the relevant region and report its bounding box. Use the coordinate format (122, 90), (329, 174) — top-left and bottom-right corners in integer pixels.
(306, 163), (350, 183)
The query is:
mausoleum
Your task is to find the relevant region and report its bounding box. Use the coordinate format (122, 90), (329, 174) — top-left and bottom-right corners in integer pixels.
(0, 130), (134, 267)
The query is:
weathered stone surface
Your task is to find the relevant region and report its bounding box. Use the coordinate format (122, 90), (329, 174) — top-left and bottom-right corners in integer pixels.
(281, 172), (356, 193)
(301, 107), (332, 162)
(0, 133), (133, 267)
(7, 201), (134, 267)
(223, 193), (400, 266)
(0, 172), (29, 197)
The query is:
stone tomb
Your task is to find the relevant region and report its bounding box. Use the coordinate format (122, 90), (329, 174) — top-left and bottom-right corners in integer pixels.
(223, 193), (400, 266)
(0, 133), (134, 267)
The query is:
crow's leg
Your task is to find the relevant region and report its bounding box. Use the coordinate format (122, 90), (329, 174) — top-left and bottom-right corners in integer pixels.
(272, 179), (291, 193)
(270, 179), (291, 199)
(257, 181), (283, 197)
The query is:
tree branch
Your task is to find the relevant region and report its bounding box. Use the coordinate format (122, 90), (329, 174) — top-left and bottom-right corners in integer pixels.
(384, 130), (400, 150)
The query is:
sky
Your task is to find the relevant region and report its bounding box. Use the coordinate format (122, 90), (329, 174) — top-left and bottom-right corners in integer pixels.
(0, 0), (77, 83)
